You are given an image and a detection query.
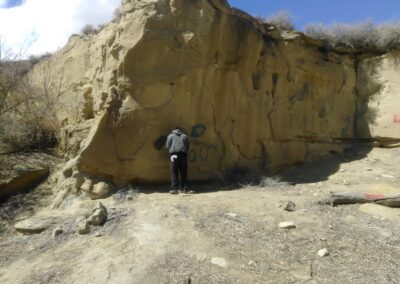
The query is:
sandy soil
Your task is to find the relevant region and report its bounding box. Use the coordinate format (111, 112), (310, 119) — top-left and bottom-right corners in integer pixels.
(0, 145), (400, 283)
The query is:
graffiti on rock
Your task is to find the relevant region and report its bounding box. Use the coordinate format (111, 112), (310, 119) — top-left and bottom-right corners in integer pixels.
(154, 135), (168, 150)
(190, 124), (207, 138)
(189, 140), (217, 162)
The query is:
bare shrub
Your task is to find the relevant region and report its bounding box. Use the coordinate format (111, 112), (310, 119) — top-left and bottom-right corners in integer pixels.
(377, 22), (400, 50)
(305, 21), (400, 52)
(112, 8), (122, 23)
(0, 42), (60, 152)
(80, 24), (97, 35)
(28, 52), (52, 65)
(262, 11), (295, 31)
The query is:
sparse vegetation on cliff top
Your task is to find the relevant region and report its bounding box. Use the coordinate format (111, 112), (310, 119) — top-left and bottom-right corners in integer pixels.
(305, 21), (400, 52)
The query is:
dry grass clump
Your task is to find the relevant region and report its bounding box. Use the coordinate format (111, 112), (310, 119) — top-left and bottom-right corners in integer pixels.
(305, 21), (400, 52)
(259, 176), (291, 188)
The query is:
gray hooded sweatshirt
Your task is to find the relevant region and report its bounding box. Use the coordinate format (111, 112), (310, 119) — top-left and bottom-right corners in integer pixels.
(166, 129), (190, 154)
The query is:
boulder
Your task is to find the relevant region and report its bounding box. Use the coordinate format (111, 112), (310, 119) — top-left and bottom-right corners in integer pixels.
(81, 179), (113, 200)
(29, 0), (369, 187)
(0, 153), (53, 200)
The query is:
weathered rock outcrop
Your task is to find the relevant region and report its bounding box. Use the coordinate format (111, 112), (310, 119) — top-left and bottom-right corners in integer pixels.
(0, 153), (56, 200)
(356, 51), (400, 144)
(31, 0), (388, 197)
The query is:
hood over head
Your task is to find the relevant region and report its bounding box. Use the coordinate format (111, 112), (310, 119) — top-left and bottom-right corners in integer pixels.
(172, 128), (183, 135)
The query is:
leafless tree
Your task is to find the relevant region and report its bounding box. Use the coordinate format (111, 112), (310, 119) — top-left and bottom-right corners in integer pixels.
(0, 40), (61, 152)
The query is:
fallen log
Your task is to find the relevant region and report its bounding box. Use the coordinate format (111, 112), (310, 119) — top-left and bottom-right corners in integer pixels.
(330, 191), (400, 207)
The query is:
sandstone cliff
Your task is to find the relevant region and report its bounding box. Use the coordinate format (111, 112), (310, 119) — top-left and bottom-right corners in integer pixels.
(29, 0), (399, 205)
(356, 51), (400, 143)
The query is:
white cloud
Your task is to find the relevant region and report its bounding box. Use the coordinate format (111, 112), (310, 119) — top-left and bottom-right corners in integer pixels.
(0, 0), (121, 56)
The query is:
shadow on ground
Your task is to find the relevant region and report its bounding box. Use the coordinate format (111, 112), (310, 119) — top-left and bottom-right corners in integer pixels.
(278, 144), (373, 184)
(117, 145), (374, 195)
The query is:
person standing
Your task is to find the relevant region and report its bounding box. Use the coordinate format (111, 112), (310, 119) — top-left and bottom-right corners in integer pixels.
(165, 127), (190, 194)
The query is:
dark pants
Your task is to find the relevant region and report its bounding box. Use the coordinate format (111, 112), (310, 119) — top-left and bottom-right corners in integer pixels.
(170, 152), (188, 190)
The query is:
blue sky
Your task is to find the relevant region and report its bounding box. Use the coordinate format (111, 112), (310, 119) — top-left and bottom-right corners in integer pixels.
(0, 0), (23, 8)
(229, 0), (400, 29)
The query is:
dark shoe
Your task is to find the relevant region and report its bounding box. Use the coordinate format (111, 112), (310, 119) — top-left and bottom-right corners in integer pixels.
(169, 189), (178, 194)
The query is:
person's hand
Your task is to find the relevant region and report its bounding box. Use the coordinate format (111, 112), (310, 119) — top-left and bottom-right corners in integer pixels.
(170, 155), (178, 162)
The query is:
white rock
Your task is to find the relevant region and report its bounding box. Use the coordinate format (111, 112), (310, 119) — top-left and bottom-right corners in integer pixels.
(211, 257), (227, 267)
(318, 248), (329, 257)
(279, 222), (296, 229)
(224, 213), (237, 219)
(248, 260), (257, 267)
(381, 174), (395, 179)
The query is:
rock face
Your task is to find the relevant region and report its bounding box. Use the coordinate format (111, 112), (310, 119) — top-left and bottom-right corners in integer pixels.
(0, 153), (54, 200)
(31, 0), (379, 190)
(357, 51), (400, 144)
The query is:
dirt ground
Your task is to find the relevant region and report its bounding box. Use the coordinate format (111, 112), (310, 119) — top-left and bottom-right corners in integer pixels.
(1, 145), (400, 283)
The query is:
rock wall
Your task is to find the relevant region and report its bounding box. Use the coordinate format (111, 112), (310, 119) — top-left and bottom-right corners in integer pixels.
(357, 51), (400, 143)
(32, 0), (369, 188)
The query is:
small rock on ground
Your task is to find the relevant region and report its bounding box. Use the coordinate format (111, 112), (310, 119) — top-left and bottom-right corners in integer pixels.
(279, 201), (296, 212)
(87, 202), (108, 226)
(78, 220), (90, 235)
(279, 221), (296, 229)
(318, 248), (330, 257)
(224, 213), (237, 219)
(211, 257), (227, 267)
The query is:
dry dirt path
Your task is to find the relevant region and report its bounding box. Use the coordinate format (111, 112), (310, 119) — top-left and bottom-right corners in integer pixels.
(0, 146), (400, 283)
